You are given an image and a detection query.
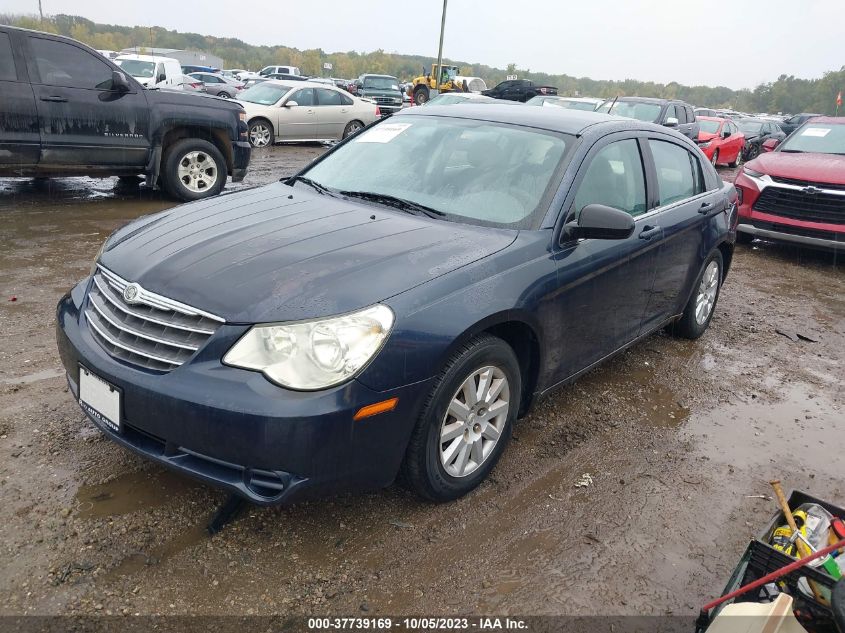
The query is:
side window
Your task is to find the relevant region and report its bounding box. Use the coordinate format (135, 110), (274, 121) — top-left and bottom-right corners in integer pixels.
(0, 32), (18, 81)
(686, 106), (695, 121)
(315, 88), (343, 106)
(674, 105), (687, 124)
(155, 63), (164, 80)
(572, 139), (647, 219)
(649, 140), (698, 206)
(30, 37), (113, 89)
(289, 88), (314, 106)
(340, 93), (353, 106)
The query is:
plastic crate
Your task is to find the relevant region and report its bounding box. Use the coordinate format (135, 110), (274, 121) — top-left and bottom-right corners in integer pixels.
(758, 490), (845, 557)
(699, 540), (839, 633)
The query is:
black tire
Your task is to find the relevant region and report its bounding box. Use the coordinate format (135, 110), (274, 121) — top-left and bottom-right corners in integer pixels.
(413, 86), (429, 105)
(247, 119), (275, 148)
(670, 250), (724, 340)
(729, 149), (743, 168)
(218, 91), (231, 99)
(161, 138), (226, 202)
(745, 144), (760, 161)
(342, 120), (365, 139)
(736, 231), (754, 245)
(402, 334), (521, 502)
(710, 149), (720, 167)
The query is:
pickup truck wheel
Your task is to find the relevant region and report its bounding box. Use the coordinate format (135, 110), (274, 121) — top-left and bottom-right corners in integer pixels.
(248, 120), (274, 148)
(161, 139), (226, 201)
(342, 120), (364, 139)
(401, 334), (520, 502)
(669, 251), (723, 340)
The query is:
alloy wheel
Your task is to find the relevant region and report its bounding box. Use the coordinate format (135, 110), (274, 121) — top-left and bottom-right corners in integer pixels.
(249, 124), (271, 147)
(694, 261), (720, 325)
(439, 366), (510, 478)
(177, 151), (218, 193)
(344, 121), (363, 138)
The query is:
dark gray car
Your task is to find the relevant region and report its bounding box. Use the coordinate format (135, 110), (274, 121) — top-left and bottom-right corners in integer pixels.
(188, 72), (244, 99)
(598, 97), (700, 140)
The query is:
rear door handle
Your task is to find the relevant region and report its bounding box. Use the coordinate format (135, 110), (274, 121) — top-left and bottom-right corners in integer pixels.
(639, 225), (662, 241)
(698, 201), (716, 214)
(41, 96), (68, 103)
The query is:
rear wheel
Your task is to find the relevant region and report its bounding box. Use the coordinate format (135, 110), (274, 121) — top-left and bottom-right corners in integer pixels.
(710, 149), (720, 167)
(218, 91), (231, 99)
(745, 144), (760, 161)
(342, 120), (364, 139)
(402, 334), (521, 502)
(729, 148), (743, 168)
(670, 251), (723, 340)
(161, 138), (226, 202)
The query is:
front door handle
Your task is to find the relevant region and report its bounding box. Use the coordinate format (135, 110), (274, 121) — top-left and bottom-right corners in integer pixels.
(698, 201), (716, 214)
(41, 95), (68, 103)
(639, 225), (662, 241)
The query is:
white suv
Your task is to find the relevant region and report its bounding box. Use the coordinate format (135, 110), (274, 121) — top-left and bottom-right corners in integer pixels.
(259, 65), (301, 77)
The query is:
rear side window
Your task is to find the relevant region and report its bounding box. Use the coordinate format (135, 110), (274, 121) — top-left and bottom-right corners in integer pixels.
(573, 139), (647, 218)
(315, 88), (343, 106)
(0, 32), (17, 81)
(674, 105), (687, 124)
(649, 140), (698, 206)
(29, 37), (113, 89)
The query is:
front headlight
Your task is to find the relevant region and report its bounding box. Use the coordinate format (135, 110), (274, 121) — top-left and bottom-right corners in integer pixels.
(223, 305), (394, 390)
(743, 166), (764, 178)
(699, 141), (711, 148)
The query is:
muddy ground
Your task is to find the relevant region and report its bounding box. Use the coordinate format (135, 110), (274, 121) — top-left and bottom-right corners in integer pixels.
(0, 146), (842, 619)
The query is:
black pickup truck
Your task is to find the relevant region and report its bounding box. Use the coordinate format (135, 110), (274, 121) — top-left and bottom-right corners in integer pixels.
(482, 79), (558, 102)
(0, 26), (250, 201)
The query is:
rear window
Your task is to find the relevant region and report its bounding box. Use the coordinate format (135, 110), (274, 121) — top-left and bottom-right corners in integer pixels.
(779, 123), (845, 155)
(0, 33), (17, 81)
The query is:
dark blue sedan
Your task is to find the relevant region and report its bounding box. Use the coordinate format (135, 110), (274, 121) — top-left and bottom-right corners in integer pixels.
(56, 105), (737, 505)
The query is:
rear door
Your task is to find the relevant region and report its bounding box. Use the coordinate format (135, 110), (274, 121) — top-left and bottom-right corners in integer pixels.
(25, 35), (151, 168)
(0, 29), (40, 169)
(314, 87), (351, 140)
(640, 137), (722, 327)
(277, 87), (316, 141)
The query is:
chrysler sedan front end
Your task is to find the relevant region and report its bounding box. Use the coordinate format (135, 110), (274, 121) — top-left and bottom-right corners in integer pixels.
(58, 105), (737, 505)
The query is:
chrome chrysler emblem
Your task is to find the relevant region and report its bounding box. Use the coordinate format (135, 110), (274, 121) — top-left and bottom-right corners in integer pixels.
(123, 283), (141, 303)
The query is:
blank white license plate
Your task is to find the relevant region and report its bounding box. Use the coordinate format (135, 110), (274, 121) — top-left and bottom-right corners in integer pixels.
(79, 365), (122, 433)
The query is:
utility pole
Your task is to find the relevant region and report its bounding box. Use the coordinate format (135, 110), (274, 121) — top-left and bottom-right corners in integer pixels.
(38, 0), (43, 23)
(434, 0), (447, 91)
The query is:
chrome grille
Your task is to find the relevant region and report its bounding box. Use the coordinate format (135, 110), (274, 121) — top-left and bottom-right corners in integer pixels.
(85, 266), (225, 371)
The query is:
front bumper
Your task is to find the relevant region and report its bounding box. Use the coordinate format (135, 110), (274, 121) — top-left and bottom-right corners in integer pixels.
(56, 281), (431, 505)
(737, 222), (844, 251)
(230, 140), (251, 182)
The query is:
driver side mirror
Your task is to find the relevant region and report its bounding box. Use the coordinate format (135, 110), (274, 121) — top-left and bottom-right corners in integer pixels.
(111, 70), (130, 92)
(565, 204), (636, 240)
(284, 101), (299, 107)
(157, 73), (166, 84)
(722, 129), (731, 138)
(664, 116), (679, 127)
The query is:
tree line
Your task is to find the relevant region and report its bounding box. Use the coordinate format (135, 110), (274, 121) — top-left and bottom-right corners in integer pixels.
(2, 13), (843, 115)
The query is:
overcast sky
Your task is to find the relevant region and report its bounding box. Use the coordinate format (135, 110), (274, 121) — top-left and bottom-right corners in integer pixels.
(7, 0), (842, 89)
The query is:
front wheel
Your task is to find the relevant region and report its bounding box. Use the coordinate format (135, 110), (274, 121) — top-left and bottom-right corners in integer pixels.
(342, 120), (364, 139)
(670, 251), (723, 340)
(745, 144), (760, 161)
(413, 86), (429, 105)
(248, 119), (274, 148)
(218, 91), (231, 99)
(161, 138), (226, 201)
(402, 334), (521, 502)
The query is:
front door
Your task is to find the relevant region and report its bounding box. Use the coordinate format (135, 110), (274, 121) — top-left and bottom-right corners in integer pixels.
(25, 35), (151, 168)
(278, 88), (317, 141)
(549, 136), (660, 383)
(314, 87), (350, 140)
(0, 30), (40, 168)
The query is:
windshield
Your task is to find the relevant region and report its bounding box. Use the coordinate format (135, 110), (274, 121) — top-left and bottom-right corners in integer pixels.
(738, 120), (763, 135)
(427, 94), (472, 105)
(599, 101), (662, 122)
(779, 123), (845, 155)
(563, 100), (599, 111)
(238, 83), (292, 105)
(363, 76), (399, 91)
(301, 117), (571, 229)
(115, 59), (155, 78)
(698, 120), (722, 134)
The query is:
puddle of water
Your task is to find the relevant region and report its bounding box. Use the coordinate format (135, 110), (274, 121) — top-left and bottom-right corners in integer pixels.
(106, 523), (207, 580)
(0, 367), (65, 385)
(75, 469), (200, 519)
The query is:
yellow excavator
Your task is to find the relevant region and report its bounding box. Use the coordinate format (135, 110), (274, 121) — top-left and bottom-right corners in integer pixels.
(408, 64), (466, 105)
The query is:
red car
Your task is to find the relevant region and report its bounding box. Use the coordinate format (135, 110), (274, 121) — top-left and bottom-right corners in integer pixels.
(733, 117), (845, 251)
(696, 116), (746, 167)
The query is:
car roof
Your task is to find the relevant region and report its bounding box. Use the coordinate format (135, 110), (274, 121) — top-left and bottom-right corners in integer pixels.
(260, 79), (342, 89)
(697, 116), (727, 122)
(361, 74), (397, 79)
(805, 116), (844, 125)
(610, 96), (682, 105)
(398, 103), (644, 135)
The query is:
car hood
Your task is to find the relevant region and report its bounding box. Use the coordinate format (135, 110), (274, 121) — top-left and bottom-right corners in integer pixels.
(747, 152), (845, 186)
(698, 131), (719, 142)
(99, 183), (518, 323)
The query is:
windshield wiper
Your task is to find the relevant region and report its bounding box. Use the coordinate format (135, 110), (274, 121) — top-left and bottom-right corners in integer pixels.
(338, 191), (445, 219)
(287, 175), (336, 196)
(780, 149), (804, 153)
